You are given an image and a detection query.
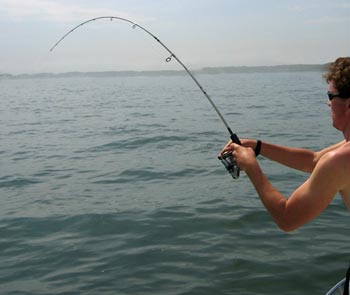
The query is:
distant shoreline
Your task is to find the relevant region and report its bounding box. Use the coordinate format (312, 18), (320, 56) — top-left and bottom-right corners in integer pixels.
(0, 64), (329, 80)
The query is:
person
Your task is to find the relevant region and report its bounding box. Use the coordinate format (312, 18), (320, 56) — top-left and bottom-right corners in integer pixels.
(220, 57), (350, 232)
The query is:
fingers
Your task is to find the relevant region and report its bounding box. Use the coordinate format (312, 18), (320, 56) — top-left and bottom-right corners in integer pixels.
(220, 138), (256, 155)
(220, 140), (232, 155)
(220, 142), (240, 157)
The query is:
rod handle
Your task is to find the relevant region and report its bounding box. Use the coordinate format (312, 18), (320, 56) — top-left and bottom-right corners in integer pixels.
(230, 133), (241, 145)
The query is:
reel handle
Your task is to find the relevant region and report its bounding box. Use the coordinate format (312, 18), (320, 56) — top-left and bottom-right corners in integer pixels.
(218, 133), (241, 179)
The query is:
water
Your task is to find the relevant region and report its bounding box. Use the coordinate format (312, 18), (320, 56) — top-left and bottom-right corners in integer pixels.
(1, 72), (349, 294)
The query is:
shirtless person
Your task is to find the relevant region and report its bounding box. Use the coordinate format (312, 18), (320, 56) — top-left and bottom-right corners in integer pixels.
(220, 57), (350, 232)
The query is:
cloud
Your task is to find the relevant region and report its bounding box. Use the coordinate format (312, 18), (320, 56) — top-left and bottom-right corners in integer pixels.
(0, 0), (144, 22)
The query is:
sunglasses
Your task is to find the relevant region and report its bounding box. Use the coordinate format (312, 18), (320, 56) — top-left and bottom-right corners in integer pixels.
(327, 91), (348, 101)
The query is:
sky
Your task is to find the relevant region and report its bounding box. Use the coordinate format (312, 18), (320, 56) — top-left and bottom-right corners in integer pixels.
(0, 0), (350, 74)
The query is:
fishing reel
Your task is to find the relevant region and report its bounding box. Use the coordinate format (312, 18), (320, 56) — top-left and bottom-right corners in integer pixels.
(218, 132), (241, 179)
(218, 151), (240, 179)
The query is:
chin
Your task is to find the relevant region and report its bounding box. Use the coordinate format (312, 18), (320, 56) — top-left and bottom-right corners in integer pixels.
(332, 121), (344, 132)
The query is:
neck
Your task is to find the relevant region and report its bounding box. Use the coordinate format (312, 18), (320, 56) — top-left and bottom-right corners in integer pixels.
(343, 130), (350, 142)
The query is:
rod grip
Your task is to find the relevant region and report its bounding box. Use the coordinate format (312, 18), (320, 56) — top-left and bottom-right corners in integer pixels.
(230, 133), (241, 145)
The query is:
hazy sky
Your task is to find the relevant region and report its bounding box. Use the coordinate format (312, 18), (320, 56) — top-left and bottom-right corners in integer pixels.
(1, 0), (350, 74)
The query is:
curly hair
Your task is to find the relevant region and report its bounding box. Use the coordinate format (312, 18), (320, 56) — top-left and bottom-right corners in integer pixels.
(324, 57), (350, 98)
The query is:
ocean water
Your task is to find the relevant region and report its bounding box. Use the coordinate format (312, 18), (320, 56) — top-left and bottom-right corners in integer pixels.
(1, 71), (349, 295)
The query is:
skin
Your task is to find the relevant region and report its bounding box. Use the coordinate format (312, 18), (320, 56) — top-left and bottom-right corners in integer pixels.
(220, 81), (350, 232)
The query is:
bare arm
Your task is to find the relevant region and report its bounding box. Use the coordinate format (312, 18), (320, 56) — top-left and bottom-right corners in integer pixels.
(257, 140), (345, 173)
(221, 139), (346, 173)
(230, 144), (344, 231)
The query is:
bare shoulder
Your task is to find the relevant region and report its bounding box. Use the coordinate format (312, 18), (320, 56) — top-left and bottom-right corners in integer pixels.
(323, 142), (350, 164)
(321, 142), (350, 161)
(314, 140), (346, 164)
(316, 142), (350, 190)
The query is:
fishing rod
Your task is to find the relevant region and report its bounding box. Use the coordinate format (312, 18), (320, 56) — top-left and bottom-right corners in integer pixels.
(50, 16), (241, 179)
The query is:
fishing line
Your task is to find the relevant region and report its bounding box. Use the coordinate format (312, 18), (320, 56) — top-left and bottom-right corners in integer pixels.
(50, 16), (241, 179)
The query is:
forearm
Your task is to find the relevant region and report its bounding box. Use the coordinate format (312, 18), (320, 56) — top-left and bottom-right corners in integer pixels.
(245, 161), (291, 231)
(260, 141), (316, 173)
(241, 139), (316, 172)
(222, 139), (345, 173)
(258, 140), (346, 173)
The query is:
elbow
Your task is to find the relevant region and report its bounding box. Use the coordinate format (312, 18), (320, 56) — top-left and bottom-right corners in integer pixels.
(300, 151), (319, 173)
(310, 152), (321, 172)
(275, 218), (300, 232)
(277, 223), (298, 232)
(270, 201), (300, 232)
(302, 158), (318, 173)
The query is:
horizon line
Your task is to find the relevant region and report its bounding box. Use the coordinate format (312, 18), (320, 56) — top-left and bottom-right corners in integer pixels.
(0, 63), (329, 78)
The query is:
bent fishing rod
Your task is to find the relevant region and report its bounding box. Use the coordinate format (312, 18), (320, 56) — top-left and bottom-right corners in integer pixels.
(50, 16), (241, 179)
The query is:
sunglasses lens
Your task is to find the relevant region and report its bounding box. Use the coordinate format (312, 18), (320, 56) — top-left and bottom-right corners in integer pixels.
(327, 92), (340, 101)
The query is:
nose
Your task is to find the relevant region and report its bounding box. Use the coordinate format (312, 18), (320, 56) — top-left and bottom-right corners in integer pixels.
(327, 100), (332, 107)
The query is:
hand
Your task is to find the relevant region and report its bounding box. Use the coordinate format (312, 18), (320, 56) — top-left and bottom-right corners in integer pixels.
(220, 141), (258, 172)
(220, 138), (258, 155)
(230, 143), (257, 171)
